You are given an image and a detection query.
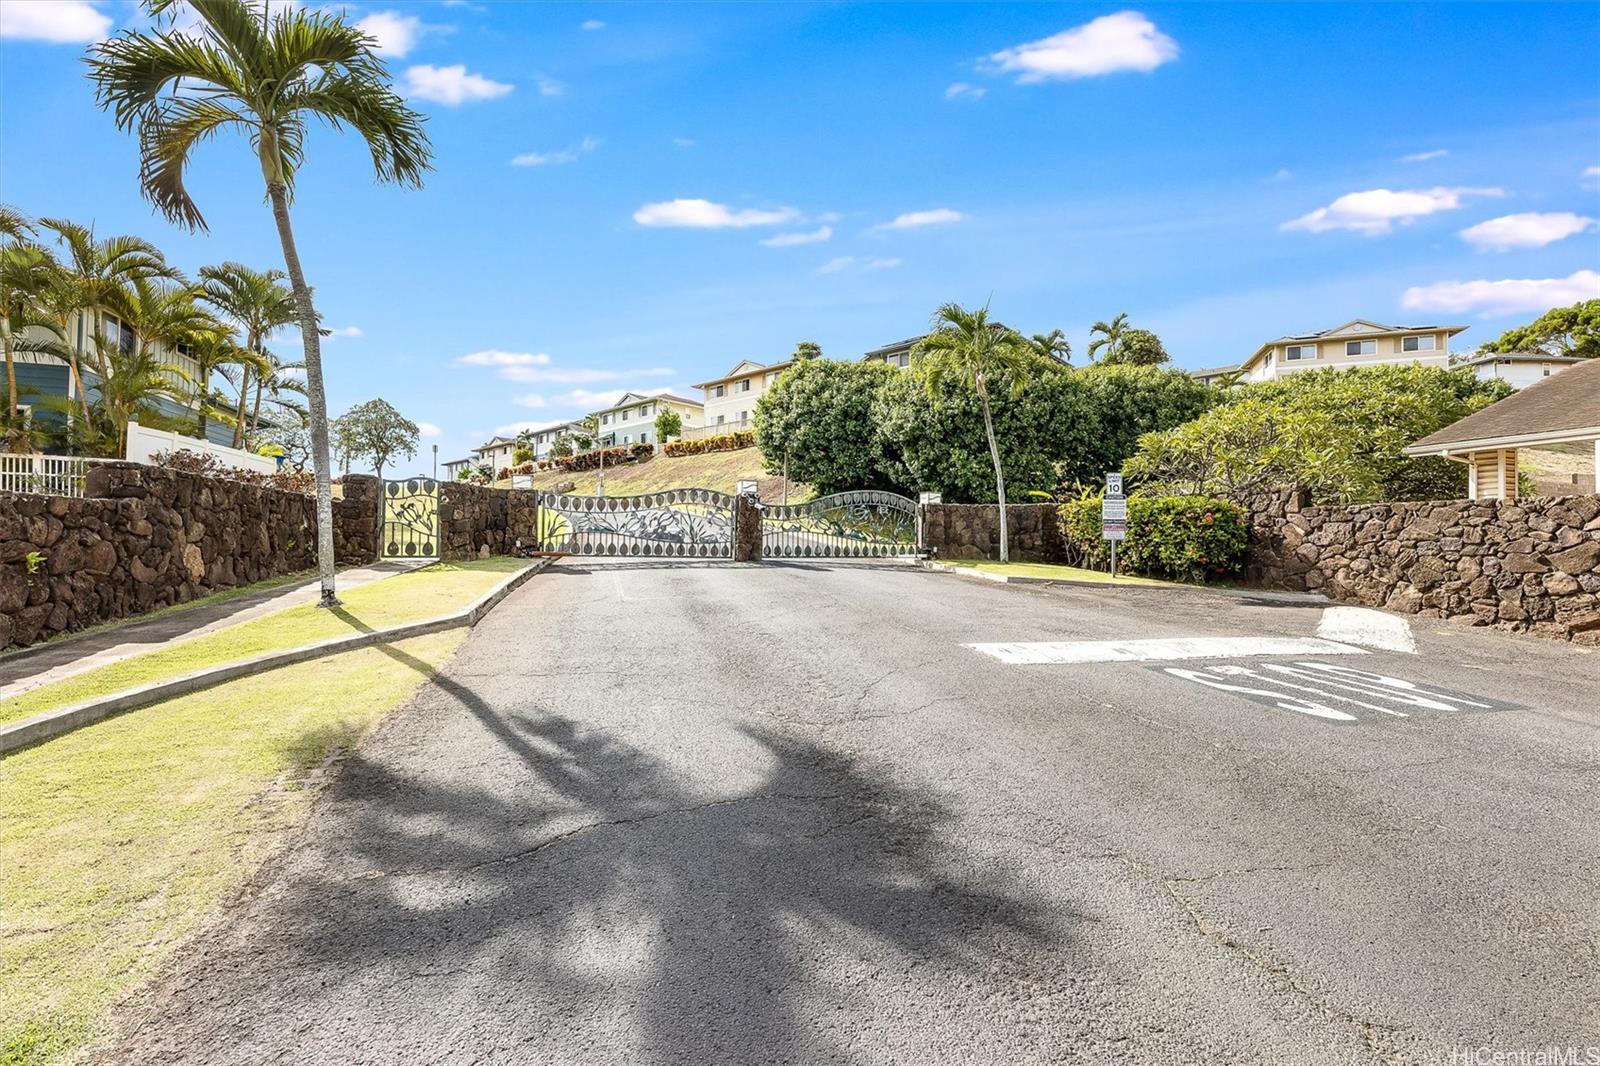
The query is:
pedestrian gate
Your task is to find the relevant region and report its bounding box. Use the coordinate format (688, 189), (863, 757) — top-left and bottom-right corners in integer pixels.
(760, 491), (918, 558)
(381, 478), (440, 559)
(537, 489), (735, 557)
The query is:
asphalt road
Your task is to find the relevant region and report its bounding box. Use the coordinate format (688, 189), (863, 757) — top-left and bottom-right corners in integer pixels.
(101, 560), (1600, 1064)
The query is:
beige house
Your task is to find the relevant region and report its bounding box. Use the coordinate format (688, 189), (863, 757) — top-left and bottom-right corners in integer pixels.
(1405, 356), (1600, 500)
(691, 359), (792, 432)
(1239, 319), (1467, 383)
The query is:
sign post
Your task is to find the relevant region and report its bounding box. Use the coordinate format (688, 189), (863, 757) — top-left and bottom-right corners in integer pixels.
(1101, 472), (1126, 578)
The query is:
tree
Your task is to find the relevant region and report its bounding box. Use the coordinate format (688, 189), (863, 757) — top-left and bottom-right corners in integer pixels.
(198, 261), (297, 447)
(1104, 327), (1169, 366)
(1059, 365), (1214, 488)
(1478, 300), (1600, 359)
(118, 277), (233, 436)
(335, 398), (418, 480)
(259, 423), (312, 471)
(792, 340), (823, 361)
(1087, 313), (1129, 362)
(1026, 329), (1072, 366)
(90, 0), (434, 608)
(551, 433), (575, 460)
(755, 359), (900, 494)
(35, 343), (191, 458)
(37, 217), (176, 385)
(915, 303), (1033, 562)
(575, 413), (606, 493)
(0, 206), (50, 445)
(655, 406), (683, 444)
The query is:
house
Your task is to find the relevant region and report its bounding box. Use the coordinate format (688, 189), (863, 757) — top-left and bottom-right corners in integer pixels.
(1454, 351), (1585, 389)
(1189, 364), (1241, 387)
(589, 392), (703, 448)
(1404, 356), (1600, 500)
(1238, 319), (1468, 383)
(691, 360), (792, 432)
(861, 337), (920, 368)
(441, 455), (473, 480)
(471, 435), (520, 472)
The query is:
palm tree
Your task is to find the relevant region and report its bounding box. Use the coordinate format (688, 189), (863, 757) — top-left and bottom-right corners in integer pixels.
(89, 0), (433, 608)
(38, 217), (175, 385)
(30, 258), (95, 423)
(1027, 328), (1072, 366)
(915, 302), (1033, 563)
(0, 206), (44, 435)
(1087, 312), (1129, 363)
(244, 350), (308, 439)
(197, 261), (296, 448)
(35, 343), (192, 458)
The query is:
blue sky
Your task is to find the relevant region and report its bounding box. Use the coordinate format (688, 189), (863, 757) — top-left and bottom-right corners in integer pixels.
(3, 1), (1598, 470)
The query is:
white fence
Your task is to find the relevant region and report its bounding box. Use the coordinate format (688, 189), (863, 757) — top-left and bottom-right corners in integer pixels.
(679, 420), (755, 441)
(0, 454), (89, 497)
(125, 420), (278, 474)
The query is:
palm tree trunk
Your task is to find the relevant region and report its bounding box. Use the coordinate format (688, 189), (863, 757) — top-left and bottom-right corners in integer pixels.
(267, 181), (338, 607)
(232, 329), (255, 449)
(2, 314), (16, 419)
(250, 377), (264, 437)
(195, 360), (209, 438)
(976, 376), (1009, 564)
(61, 318), (91, 423)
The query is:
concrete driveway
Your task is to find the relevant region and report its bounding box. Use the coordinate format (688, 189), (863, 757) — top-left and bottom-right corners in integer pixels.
(100, 559), (1600, 1064)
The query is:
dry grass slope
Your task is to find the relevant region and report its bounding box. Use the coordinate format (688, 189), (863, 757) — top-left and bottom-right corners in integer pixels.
(513, 446), (810, 503)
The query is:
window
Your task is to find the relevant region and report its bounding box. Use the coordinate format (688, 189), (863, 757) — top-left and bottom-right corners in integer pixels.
(623, 435), (631, 444)
(621, 410), (630, 421)
(891, 353), (910, 368)
(713, 385), (726, 398)
(1284, 344), (1317, 361)
(1402, 335), (1437, 352)
(737, 410), (748, 423)
(738, 379), (751, 393)
(601, 414), (610, 425)
(1544, 366), (1552, 377)
(716, 414), (726, 425)
(1345, 340), (1376, 356)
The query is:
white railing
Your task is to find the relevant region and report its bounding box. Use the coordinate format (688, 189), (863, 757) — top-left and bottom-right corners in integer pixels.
(125, 420), (278, 474)
(0, 454), (88, 497)
(678, 420), (754, 441)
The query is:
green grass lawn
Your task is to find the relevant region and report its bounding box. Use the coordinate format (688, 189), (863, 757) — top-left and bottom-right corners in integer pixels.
(0, 631), (464, 1066)
(1, 557), (526, 727)
(943, 559), (1173, 586)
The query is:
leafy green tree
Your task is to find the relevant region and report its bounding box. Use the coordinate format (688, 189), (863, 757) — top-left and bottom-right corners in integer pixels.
(915, 303), (1036, 561)
(1026, 329), (1072, 365)
(335, 398), (419, 480)
(90, 0), (433, 607)
(551, 434), (575, 459)
(1059, 365), (1214, 488)
(1103, 327), (1169, 366)
(0, 207), (52, 444)
(792, 340), (823, 361)
(654, 406), (683, 444)
(198, 261), (297, 447)
(1478, 300), (1600, 359)
(1087, 312), (1129, 362)
(755, 358), (900, 494)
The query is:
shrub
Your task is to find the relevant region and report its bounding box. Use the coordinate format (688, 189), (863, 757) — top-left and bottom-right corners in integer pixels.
(150, 448), (313, 495)
(755, 359), (902, 494)
(664, 430), (755, 457)
(1059, 494), (1247, 583)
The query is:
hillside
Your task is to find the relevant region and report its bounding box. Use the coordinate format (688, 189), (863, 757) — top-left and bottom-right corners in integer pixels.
(508, 447), (811, 503)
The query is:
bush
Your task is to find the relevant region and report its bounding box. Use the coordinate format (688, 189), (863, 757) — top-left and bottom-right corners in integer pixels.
(1059, 494), (1247, 583)
(664, 430), (755, 457)
(755, 359), (902, 494)
(150, 448), (313, 495)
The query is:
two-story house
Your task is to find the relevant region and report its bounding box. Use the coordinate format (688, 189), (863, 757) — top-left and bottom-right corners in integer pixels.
(589, 392), (704, 447)
(1453, 351), (1585, 389)
(1236, 319), (1467, 383)
(691, 360), (791, 432)
(861, 337), (919, 368)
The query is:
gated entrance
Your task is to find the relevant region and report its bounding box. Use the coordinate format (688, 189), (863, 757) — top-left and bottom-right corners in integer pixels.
(381, 478), (440, 559)
(537, 489), (735, 557)
(761, 490), (918, 558)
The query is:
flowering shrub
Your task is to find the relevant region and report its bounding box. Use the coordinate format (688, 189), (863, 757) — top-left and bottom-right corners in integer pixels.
(663, 430), (755, 457)
(496, 443), (655, 480)
(1058, 494), (1246, 583)
(150, 448), (313, 495)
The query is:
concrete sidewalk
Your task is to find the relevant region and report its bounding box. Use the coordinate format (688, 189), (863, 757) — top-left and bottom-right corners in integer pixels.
(0, 560), (427, 701)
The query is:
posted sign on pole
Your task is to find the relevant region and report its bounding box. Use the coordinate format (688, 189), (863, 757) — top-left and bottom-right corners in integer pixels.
(1102, 472), (1126, 578)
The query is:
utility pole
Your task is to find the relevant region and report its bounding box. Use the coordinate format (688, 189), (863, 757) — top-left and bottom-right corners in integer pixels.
(431, 443), (437, 480)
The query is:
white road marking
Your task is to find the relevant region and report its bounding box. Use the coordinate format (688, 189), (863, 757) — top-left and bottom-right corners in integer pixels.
(1160, 660), (1514, 724)
(1315, 607), (1418, 654)
(965, 636), (1364, 665)
(1284, 661), (1495, 710)
(1215, 664), (1409, 717)
(1162, 667), (1358, 722)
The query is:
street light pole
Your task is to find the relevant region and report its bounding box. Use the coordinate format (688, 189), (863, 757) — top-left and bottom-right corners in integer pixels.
(431, 443), (437, 480)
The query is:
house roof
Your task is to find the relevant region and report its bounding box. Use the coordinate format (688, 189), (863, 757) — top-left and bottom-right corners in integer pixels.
(862, 336), (921, 360)
(1405, 356), (1600, 455)
(1188, 364), (1240, 378)
(691, 360), (792, 389)
(588, 391), (703, 415)
(1455, 351), (1586, 367)
(1243, 319), (1470, 370)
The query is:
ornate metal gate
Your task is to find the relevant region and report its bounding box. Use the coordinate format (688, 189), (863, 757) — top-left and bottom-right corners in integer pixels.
(761, 490), (918, 558)
(381, 478), (440, 559)
(537, 489), (735, 557)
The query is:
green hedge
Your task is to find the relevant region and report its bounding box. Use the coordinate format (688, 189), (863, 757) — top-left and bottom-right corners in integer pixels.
(663, 430), (756, 457)
(1059, 495), (1247, 583)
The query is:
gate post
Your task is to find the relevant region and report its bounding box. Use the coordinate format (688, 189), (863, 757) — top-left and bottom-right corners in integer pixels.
(733, 491), (763, 562)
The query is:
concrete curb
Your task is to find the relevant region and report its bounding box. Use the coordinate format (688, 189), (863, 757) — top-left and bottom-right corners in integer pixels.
(920, 560), (1328, 604)
(0, 558), (550, 755)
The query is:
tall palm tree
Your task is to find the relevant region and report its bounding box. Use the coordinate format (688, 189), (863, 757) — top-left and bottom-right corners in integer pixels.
(38, 217), (175, 384)
(915, 302), (1033, 563)
(31, 258), (95, 423)
(0, 205), (44, 432)
(197, 261), (296, 447)
(1087, 312), (1129, 363)
(118, 276), (229, 437)
(35, 343), (192, 458)
(242, 350), (308, 440)
(1027, 328), (1072, 366)
(89, 0), (433, 608)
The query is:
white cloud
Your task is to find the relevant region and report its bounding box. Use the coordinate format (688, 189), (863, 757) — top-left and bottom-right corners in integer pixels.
(456, 350), (551, 367)
(1583, 165), (1600, 190)
(325, 325), (363, 338)
(0, 0), (110, 42)
(1401, 269), (1600, 317)
(875, 208), (965, 231)
(355, 11), (425, 57)
(535, 75), (565, 98)
(416, 422), (441, 438)
(987, 11), (1179, 83)
(1281, 186), (1505, 236)
(513, 394), (548, 409)
(633, 199), (799, 229)
(510, 136), (599, 167)
(760, 225), (833, 247)
(500, 365), (673, 384)
(815, 256), (900, 275)
(1459, 212), (1596, 252)
(1401, 149), (1449, 163)
(866, 258), (901, 270)
(1266, 168), (1294, 183)
(580, 18), (605, 30)
(403, 64), (513, 105)
(672, 137), (696, 148)
(944, 82), (986, 101)
(816, 256), (856, 275)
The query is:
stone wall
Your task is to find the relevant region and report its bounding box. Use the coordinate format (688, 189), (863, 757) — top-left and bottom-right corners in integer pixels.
(333, 475), (380, 566)
(0, 462), (317, 649)
(1246, 487), (1600, 643)
(438, 482), (537, 560)
(919, 503), (1063, 562)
